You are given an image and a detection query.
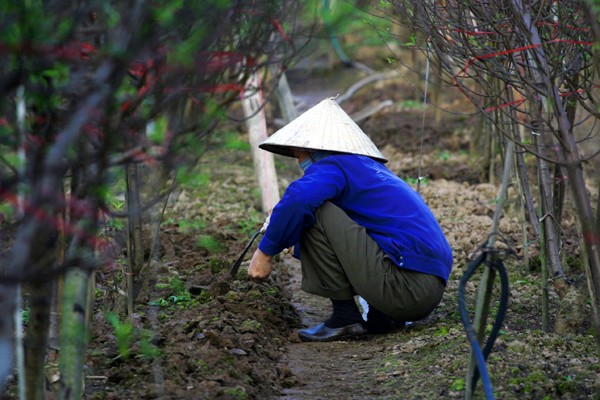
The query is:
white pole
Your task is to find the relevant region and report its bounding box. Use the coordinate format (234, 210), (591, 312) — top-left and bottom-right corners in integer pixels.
(241, 71), (280, 213)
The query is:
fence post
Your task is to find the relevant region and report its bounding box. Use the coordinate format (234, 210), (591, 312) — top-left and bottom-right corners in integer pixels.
(241, 71), (280, 213)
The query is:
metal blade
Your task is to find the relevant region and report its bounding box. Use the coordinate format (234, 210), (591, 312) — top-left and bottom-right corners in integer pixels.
(229, 230), (261, 278)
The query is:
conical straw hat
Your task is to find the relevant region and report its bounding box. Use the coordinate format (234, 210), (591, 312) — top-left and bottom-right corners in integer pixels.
(259, 97), (387, 163)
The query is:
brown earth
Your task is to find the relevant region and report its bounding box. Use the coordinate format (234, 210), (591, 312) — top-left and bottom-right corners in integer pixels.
(3, 67), (600, 400)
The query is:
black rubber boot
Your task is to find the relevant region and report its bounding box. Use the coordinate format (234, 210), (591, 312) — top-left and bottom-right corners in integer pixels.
(298, 298), (367, 342)
(324, 298), (364, 328)
(365, 305), (405, 334)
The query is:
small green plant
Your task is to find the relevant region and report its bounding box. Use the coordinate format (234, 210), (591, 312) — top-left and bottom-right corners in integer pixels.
(198, 291), (211, 304)
(437, 150), (451, 161)
(21, 307), (30, 325)
(176, 167), (211, 189)
(223, 386), (247, 400)
(451, 378), (465, 391)
(105, 197), (125, 230)
(168, 276), (186, 294)
(556, 374), (576, 395)
(149, 276), (207, 307)
(205, 259), (228, 274)
(106, 217), (125, 230)
(196, 359), (212, 375)
(240, 319), (262, 332)
(224, 132), (250, 151)
(398, 99), (425, 110)
(178, 219), (206, 233)
(155, 282), (171, 290)
(238, 211), (262, 235)
(0, 202), (15, 221)
(168, 292), (192, 304)
(404, 176), (428, 186)
(148, 298), (170, 307)
(105, 312), (134, 359)
(138, 329), (161, 359)
(197, 234), (223, 253)
(110, 198), (125, 211)
(433, 325), (450, 336)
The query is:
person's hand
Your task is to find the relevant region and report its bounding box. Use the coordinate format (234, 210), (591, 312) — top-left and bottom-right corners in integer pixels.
(248, 249), (272, 282)
(283, 246), (294, 255)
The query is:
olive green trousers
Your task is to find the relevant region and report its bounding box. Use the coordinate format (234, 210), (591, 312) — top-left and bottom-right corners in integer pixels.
(299, 202), (445, 321)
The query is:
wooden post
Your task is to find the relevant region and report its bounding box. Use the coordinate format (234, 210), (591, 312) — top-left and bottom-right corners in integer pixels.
(241, 71), (280, 213)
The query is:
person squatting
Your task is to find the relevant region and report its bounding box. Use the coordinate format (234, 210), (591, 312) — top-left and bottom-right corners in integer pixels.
(248, 98), (453, 342)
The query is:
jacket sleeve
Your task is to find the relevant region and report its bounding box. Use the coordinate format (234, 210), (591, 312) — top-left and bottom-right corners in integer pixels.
(258, 161), (346, 256)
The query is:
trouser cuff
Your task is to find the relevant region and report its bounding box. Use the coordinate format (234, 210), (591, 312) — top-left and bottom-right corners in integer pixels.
(300, 280), (355, 300)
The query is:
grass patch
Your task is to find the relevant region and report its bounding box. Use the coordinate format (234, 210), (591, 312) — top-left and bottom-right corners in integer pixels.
(196, 234), (224, 253)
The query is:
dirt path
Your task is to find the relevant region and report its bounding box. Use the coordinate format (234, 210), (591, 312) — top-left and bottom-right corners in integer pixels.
(276, 259), (408, 400)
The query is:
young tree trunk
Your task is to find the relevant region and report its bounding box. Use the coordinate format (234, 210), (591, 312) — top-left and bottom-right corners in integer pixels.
(23, 199), (59, 400)
(125, 162), (144, 315)
(528, 94), (564, 279)
(513, 122), (539, 272)
(473, 114), (492, 182)
(540, 220), (550, 332)
(59, 149), (103, 399)
(432, 60), (444, 125)
(58, 266), (92, 400)
(556, 127), (600, 342)
(24, 280), (53, 400)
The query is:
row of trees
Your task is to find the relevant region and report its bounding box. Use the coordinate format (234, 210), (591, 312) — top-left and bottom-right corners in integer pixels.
(376, 0), (600, 341)
(0, 0), (306, 398)
(371, 2), (600, 396)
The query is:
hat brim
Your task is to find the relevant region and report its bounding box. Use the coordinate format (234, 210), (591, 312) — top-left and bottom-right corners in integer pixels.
(259, 143), (388, 163)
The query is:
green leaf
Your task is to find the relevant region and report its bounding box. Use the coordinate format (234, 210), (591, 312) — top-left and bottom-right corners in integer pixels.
(154, 0), (184, 26)
(147, 116), (168, 144)
(451, 378), (465, 391)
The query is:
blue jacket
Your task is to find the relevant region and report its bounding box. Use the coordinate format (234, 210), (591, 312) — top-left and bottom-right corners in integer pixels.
(258, 154), (453, 283)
